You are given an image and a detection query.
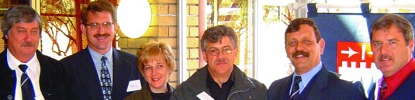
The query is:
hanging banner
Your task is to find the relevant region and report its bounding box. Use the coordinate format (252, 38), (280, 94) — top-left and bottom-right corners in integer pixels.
(336, 41), (381, 82)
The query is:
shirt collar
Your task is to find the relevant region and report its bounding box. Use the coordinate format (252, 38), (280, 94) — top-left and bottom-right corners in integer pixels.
(293, 61), (323, 87)
(88, 47), (113, 64)
(6, 49), (40, 75)
(382, 58), (415, 98)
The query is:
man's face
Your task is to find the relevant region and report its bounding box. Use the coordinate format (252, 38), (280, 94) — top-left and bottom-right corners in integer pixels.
(285, 24), (324, 75)
(203, 36), (238, 76)
(6, 20), (40, 61)
(371, 25), (414, 77)
(81, 11), (117, 54)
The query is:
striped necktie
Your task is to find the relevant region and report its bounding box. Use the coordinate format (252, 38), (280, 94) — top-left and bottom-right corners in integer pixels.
(290, 76), (302, 100)
(19, 64), (34, 100)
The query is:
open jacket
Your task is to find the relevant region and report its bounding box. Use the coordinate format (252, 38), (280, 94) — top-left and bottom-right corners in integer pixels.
(0, 50), (77, 100)
(267, 65), (367, 100)
(171, 65), (267, 100)
(60, 48), (145, 100)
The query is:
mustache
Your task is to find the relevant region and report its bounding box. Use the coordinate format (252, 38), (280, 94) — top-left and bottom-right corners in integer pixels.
(292, 51), (310, 58)
(93, 34), (110, 37)
(20, 42), (35, 47)
(378, 54), (392, 60)
(214, 58), (229, 65)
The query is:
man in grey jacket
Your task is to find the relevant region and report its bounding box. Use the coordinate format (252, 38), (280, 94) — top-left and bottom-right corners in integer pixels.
(171, 25), (267, 100)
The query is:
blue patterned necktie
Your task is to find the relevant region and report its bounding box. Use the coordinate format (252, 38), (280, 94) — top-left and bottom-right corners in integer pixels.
(100, 56), (112, 100)
(19, 64), (34, 100)
(290, 76), (302, 100)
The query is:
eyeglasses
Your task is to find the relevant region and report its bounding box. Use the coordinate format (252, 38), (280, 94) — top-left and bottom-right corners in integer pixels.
(85, 22), (114, 29)
(206, 47), (233, 56)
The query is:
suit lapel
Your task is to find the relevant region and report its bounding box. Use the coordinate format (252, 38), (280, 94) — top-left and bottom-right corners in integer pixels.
(77, 49), (103, 98)
(37, 51), (53, 96)
(303, 66), (329, 100)
(112, 50), (132, 97)
(283, 74), (295, 100)
(388, 72), (415, 99)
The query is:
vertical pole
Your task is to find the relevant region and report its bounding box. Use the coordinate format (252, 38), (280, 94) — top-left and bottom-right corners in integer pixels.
(75, 0), (82, 51)
(295, 0), (308, 18)
(198, 0), (206, 68)
(212, 0), (218, 26)
(252, 0), (259, 79)
(177, 0), (188, 83)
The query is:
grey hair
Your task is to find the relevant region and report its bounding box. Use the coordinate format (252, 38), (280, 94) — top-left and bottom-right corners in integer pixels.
(1, 5), (42, 44)
(200, 25), (238, 51)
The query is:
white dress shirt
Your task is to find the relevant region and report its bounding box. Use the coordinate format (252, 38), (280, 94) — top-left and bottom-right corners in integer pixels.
(7, 49), (44, 100)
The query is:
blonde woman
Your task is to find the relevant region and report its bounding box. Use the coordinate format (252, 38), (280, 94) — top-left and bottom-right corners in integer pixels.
(125, 41), (175, 100)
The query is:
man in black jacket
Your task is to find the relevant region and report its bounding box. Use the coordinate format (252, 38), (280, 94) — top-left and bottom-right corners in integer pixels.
(0, 5), (77, 100)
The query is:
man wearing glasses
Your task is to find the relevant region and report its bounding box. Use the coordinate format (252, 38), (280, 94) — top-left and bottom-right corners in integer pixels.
(171, 25), (267, 100)
(60, 0), (145, 99)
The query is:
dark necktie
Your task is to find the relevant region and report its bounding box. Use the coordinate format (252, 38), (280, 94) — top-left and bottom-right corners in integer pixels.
(100, 56), (112, 100)
(290, 76), (302, 100)
(19, 64), (34, 100)
(380, 79), (387, 100)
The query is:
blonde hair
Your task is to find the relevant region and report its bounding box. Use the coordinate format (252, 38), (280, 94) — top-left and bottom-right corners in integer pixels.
(137, 41), (176, 73)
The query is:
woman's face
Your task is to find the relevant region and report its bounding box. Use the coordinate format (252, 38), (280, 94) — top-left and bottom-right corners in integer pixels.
(143, 57), (171, 92)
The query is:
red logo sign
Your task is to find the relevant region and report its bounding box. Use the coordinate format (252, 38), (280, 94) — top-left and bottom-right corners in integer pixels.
(337, 42), (374, 73)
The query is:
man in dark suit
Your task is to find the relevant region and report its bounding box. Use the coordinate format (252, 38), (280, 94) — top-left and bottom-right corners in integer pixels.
(0, 5), (76, 100)
(367, 14), (415, 100)
(60, 0), (145, 100)
(267, 18), (366, 100)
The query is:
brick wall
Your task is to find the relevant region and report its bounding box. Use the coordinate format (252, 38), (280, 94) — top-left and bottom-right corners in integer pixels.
(117, 0), (200, 88)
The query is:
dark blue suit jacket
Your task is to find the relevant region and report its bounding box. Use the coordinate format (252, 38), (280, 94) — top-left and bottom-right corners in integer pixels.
(368, 72), (415, 100)
(267, 66), (367, 100)
(0, 50), (77, 100)
(61, 48), (145, 100)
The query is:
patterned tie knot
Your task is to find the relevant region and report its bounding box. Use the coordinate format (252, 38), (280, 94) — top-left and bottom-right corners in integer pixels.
(294, 76), (302, 85)
(380, 80), (387, 90)
(101, 56), (107, 62)
(19, 64), (28, 72)
(380, 79), (387, 99)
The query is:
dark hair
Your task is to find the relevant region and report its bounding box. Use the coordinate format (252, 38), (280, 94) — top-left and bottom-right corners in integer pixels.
(370, 14), (414, 45)
(200, 25), (238, 51)
(285, 18), (321, 43)
(1, 5), (42, 44)
(81, 0), (117, 25)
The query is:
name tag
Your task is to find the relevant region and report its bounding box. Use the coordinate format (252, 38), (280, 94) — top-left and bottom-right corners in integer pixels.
(126, 80), (141, 92)
(197, 91), (214, 100)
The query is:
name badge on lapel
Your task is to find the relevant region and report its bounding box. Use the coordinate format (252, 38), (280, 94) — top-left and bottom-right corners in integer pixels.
(7, 95), (12, 100)
(197, 91), (214, 100)
(126, 80), (141, 92)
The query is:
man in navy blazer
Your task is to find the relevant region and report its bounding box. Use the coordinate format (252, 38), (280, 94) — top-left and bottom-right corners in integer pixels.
(60, 0), (145, 99)
(367, 14), (415, 100)
(0, 5), (76, 99)
(267, 18), (366, 100)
